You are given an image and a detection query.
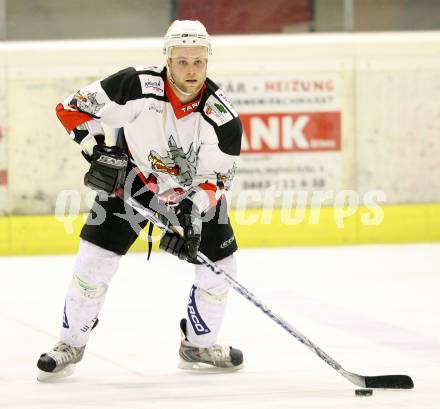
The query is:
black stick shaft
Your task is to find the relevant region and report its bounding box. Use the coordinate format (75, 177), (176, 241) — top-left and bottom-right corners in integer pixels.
(124, 195), (413, 389)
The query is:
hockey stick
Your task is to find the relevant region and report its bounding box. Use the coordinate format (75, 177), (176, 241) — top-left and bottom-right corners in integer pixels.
(124, 194), (414, 389)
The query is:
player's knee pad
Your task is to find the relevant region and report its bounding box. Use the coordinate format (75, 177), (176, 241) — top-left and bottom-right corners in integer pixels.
(194, 254), (237, 304)
(73, 239), (121, 299)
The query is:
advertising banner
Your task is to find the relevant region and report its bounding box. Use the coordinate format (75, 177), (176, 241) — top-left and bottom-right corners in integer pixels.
(217, 73), (343, 206)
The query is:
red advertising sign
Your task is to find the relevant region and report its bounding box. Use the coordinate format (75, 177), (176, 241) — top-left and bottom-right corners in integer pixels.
(0, 170), (7, 186)
(214, 73), (344, 203)
(240, 112), (341, 154)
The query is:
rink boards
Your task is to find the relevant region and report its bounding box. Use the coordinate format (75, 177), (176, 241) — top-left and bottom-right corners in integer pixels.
(1, 33), (440, 254)
(1, 203), (439, 255)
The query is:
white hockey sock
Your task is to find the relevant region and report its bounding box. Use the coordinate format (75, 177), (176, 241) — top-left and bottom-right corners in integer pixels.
(186, 254), (237, 348)
(60, 239), (121, 347)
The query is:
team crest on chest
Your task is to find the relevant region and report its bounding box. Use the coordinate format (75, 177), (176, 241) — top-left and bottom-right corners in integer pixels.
(148, 136), (197, 186)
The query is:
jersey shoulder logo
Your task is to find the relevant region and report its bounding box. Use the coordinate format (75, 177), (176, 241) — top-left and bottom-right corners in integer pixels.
(69, 91), (105, 116)
(139, 74), (165, 97)
(204, 95), (234, 126)
(215, 89), (238, 117)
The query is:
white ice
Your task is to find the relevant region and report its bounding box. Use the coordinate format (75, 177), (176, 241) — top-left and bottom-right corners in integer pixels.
(0, 243), (439, 409)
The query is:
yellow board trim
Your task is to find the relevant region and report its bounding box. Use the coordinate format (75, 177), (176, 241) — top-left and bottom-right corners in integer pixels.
(0, 204), (439, 256)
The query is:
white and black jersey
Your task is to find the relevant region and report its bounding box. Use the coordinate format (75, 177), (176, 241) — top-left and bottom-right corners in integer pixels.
(56, 65), (242, 212)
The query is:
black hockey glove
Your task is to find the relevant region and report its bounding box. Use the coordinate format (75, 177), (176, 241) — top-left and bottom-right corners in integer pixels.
(159, 197), (202, 264)
(159, 232), (187, 261)
(83, 144), (128, 195)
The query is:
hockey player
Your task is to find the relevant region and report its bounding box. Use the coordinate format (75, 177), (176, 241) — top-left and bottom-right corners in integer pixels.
(37, 20), (243, 381)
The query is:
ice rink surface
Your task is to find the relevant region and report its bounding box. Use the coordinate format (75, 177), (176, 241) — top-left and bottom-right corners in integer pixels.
(0, 243), (439, 409)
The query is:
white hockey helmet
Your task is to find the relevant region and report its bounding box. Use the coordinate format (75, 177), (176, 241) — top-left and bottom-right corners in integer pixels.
(163, 20), (212, 57)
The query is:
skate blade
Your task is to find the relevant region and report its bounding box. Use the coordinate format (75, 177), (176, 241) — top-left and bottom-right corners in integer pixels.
(178, 360), (244, 372)
(37, 364), (76, 382)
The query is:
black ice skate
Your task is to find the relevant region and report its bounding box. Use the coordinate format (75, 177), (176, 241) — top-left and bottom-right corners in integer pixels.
(178, 318), (244, 371)
(37, 317), (98, 381)
(37, 341), (86, 381)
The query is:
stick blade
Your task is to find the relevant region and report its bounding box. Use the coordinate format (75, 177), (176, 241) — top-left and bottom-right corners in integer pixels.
(365, 375), (414, 389)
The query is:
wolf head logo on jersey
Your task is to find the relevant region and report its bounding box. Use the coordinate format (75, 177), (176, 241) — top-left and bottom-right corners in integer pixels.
(148, 135), (197, 186)
(69, 91), (105, 116)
